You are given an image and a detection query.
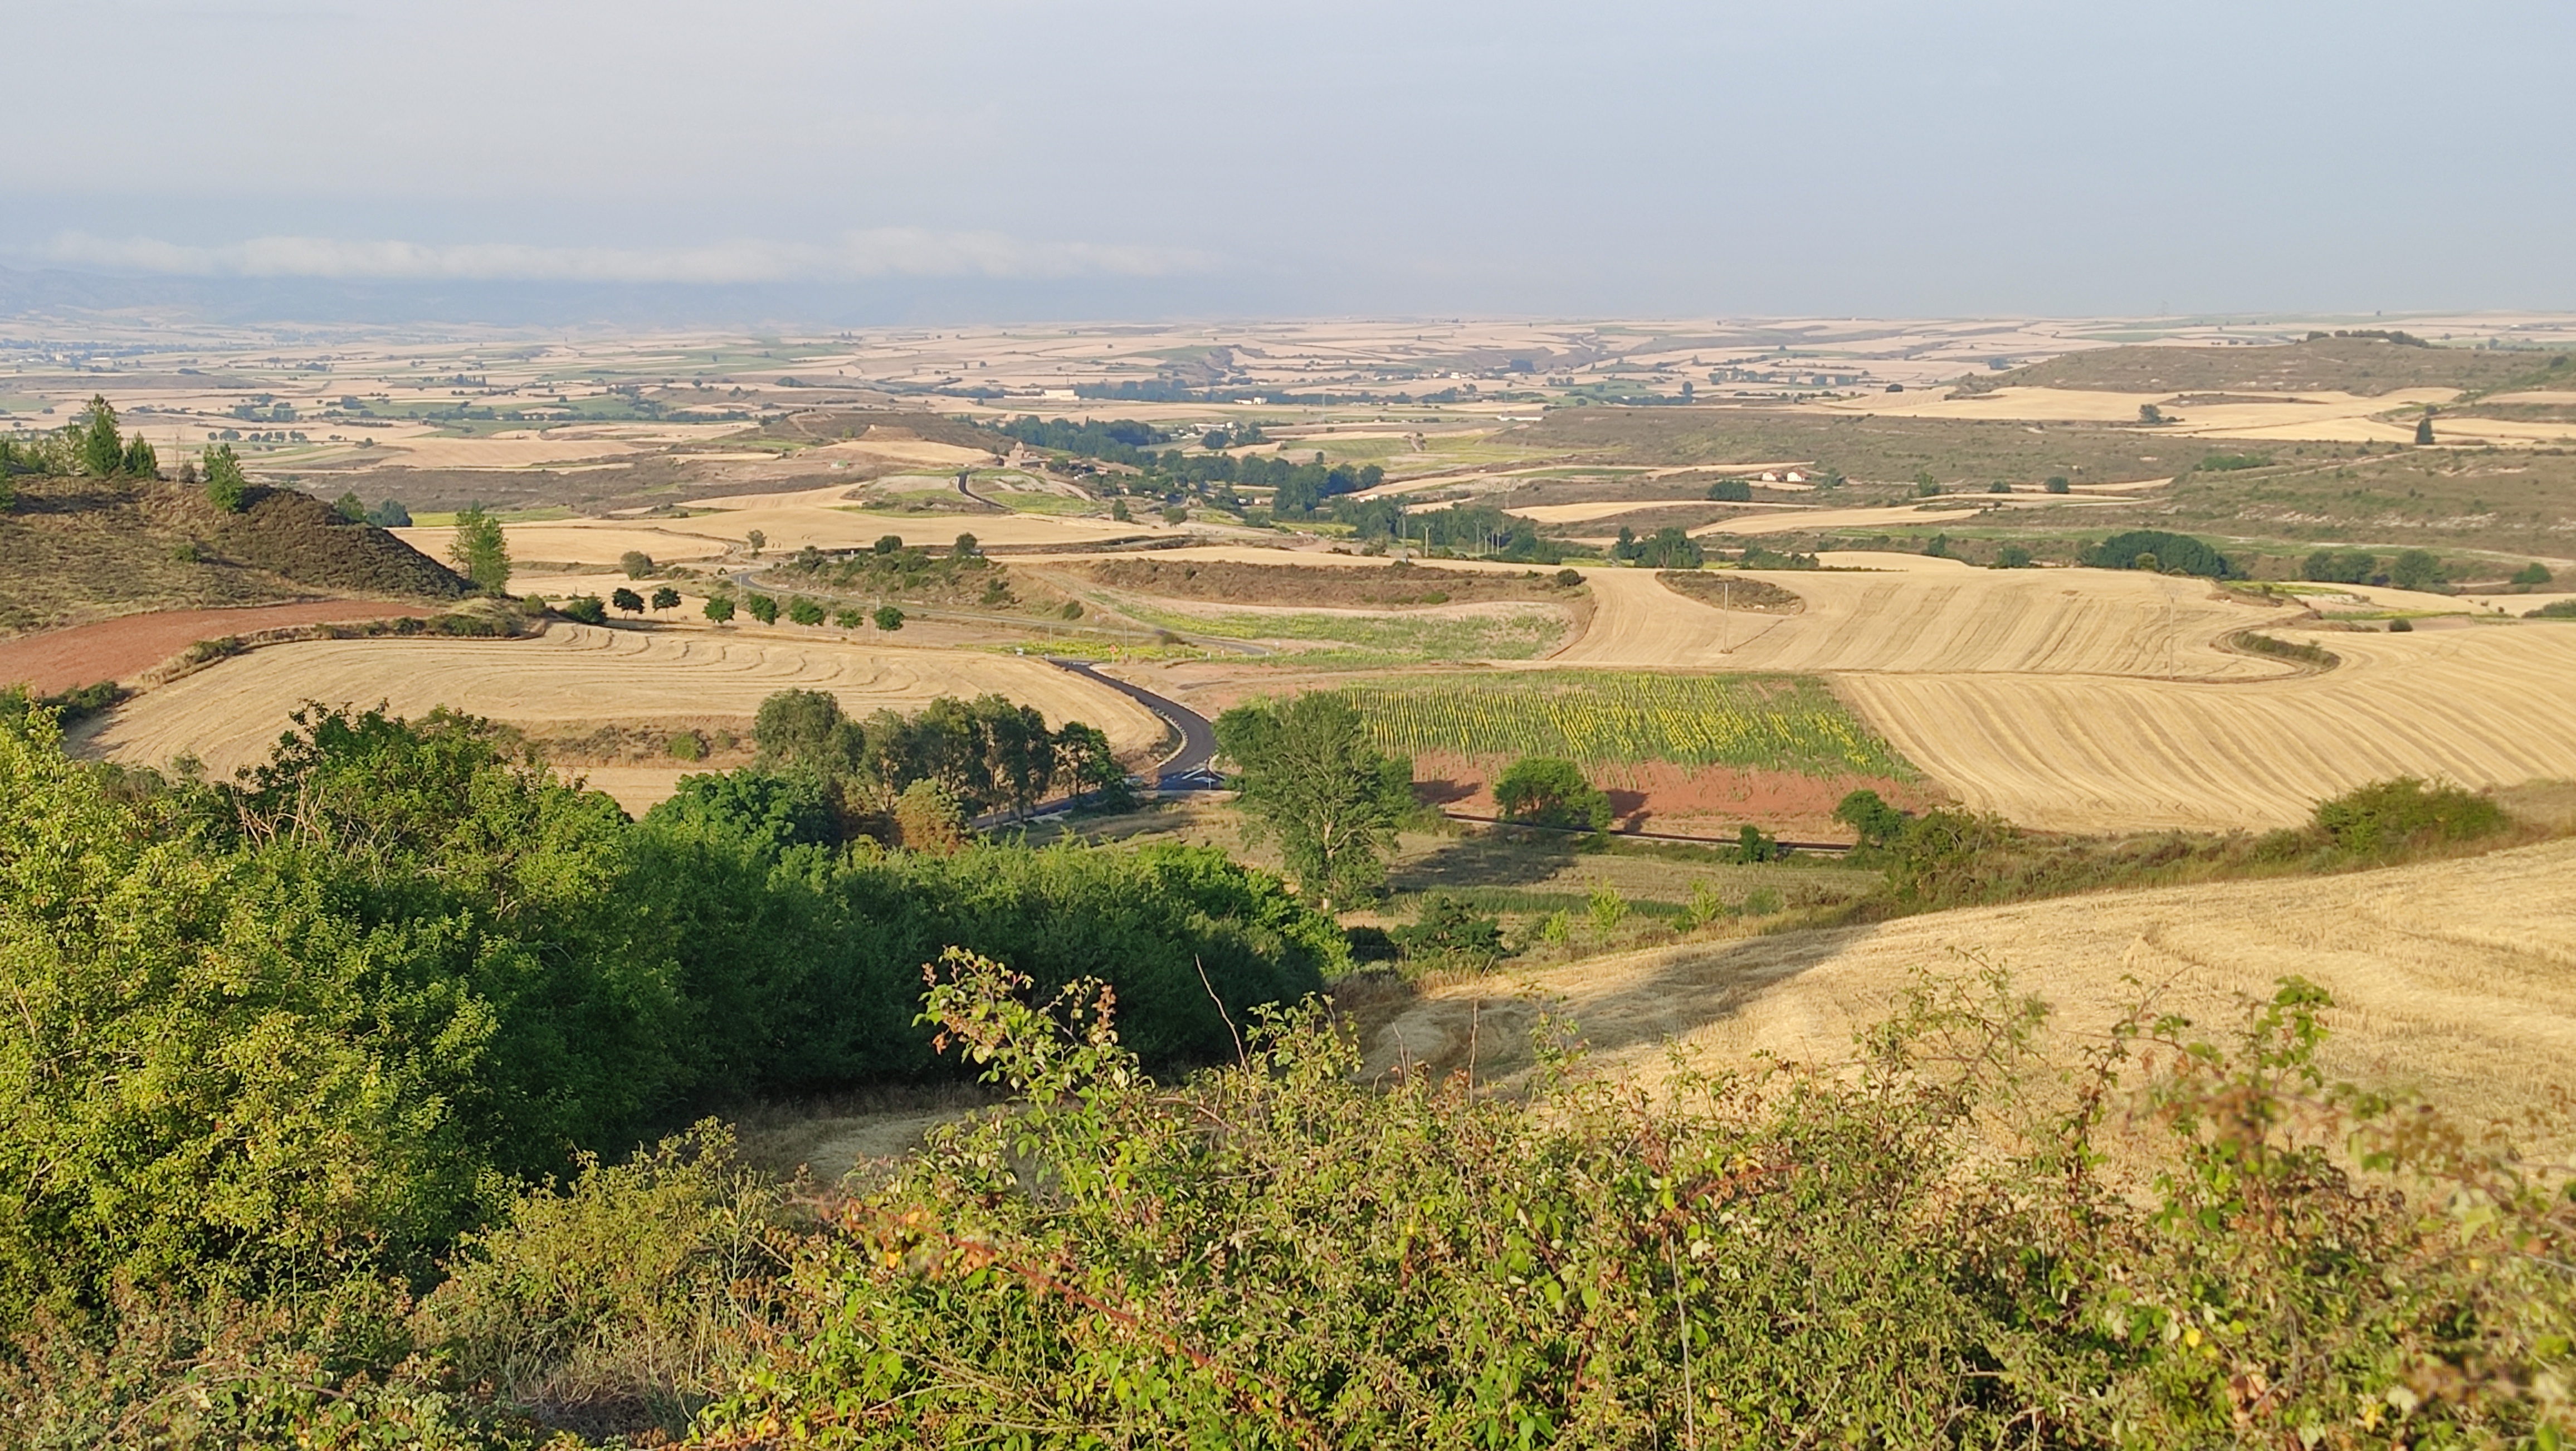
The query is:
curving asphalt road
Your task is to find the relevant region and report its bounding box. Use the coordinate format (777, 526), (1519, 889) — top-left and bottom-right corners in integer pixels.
(1044, 658), (1221, 788)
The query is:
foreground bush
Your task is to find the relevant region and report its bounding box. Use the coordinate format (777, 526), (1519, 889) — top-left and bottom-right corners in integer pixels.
(0, 704), (1334, 1336)
(688, 958), (2573, 1448)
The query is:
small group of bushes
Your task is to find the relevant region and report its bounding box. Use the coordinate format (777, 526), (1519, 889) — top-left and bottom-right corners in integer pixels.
(2232, 630), (2341, 669)
(2302, 547), (2451, 592)
(1865, 777), (2517, 913)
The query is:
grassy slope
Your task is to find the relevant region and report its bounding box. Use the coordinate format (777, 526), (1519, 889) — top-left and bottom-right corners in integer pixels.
(0, 476), (467, 635)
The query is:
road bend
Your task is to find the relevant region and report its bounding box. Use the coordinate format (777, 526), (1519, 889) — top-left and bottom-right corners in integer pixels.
(1042, 658), (1218, 787)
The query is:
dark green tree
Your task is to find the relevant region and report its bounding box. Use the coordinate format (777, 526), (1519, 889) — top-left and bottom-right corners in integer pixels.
(120, 435), (158, 478)
(77, 396), (124, 476)
(332, 491), (367, 522)
(1215, 693), (1413, 909)
(1493, 756), (1611, 830)
(559, 595), (608, 624)
(201, 444), (249, 512)
(611, 587), (645, 616)
(1832, 787), (1910, 849)
(2414, 411), (2436, 446)
(744, 593), (779, 624)
(2391, 549), (2445, 592)
(702, 595), (736, 624)
(651, 586), (682, 611)
(872, 605), (905, 631)
(787, 596), (826, 626)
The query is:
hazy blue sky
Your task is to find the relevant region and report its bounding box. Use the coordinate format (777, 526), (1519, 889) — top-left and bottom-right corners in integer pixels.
(6, 0), (2569, 320)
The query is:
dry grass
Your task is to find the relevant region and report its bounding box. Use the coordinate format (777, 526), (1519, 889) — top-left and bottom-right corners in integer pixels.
(1357, 836), (2576, 1162)
(78, 621), (1168, 795)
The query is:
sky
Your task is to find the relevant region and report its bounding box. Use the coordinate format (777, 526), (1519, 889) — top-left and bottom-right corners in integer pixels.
(3, 0), (2570, 323)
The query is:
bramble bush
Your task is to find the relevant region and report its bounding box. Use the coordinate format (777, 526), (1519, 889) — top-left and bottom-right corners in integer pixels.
(685, 956), (2576, 1448)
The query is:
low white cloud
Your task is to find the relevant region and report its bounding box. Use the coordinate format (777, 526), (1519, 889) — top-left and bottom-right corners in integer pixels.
(35, 228), (1211, 284)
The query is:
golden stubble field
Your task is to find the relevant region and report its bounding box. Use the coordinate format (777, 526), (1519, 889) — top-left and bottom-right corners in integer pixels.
(81, 621), (1167, 812)
(1363, 837), (2576, 1161)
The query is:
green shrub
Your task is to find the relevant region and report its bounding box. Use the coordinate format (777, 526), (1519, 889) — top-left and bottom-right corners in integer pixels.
(1389, 892), (1506, 967)
(2311, 776), (2505, 857)
(2392, 548), (2447, 592)
(2302, 548), (2377, 585)
(2043, 475), (2069, 493)
(1707, 478), (1752, 501)
(1991, 543), (2032, 569)
(2525, 598), (2576, 619)
(559, 594), (608, 624)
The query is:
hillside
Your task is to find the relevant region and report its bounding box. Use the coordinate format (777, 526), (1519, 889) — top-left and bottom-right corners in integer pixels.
(0, 475), (467, 636)
(1360, 835), (2576, 1160)
(1976, 333), (2554, 396)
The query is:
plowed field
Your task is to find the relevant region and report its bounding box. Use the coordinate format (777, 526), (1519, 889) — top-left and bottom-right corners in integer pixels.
(82, 624), (1166, 783)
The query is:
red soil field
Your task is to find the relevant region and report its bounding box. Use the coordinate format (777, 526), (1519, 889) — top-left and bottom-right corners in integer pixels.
(0, 601), (435, 694)
(1408, 750), (1945, 841)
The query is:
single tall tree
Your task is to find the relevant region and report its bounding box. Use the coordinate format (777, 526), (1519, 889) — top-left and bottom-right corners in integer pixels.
(77, 397), (124, 476)
(2415, 410), (2436, 446)
(1215, 692), (1413, 910)
(448, 505), (511, 593)
(201, 444), (249, 512)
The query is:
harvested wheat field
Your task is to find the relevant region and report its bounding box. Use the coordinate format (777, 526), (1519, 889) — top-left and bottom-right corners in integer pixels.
(81, 623), (1166, 787)
(1843, 625), (2576, 832)
(1363, 838), (2576, 1160)
(396, 522), (736, 567)
(1548, 554), (2301, 679)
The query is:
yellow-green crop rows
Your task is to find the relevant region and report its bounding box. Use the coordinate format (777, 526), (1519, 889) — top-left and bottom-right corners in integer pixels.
(1343, 672), (1916, 778)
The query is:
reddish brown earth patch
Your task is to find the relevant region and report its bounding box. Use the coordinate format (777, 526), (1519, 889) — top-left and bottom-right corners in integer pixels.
(1408, 749), (1945, 842)
(0, 601), (436, 694)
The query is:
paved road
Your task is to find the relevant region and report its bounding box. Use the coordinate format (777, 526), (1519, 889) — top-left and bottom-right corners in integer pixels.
(1044, 658), (1221, 789)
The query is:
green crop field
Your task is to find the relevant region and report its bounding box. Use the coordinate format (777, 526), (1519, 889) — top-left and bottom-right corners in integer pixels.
(1342, 670), (1916, 776)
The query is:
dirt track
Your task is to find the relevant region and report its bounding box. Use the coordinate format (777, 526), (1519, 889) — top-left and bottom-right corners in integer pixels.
(1364, 838), (2576, 1158)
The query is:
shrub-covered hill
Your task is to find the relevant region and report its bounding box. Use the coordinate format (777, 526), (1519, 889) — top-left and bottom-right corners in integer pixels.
(0, 474), (466, 635)
(1972, 333), (2554, 397)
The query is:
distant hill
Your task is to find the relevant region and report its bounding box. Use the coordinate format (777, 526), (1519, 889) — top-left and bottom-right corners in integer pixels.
(0, 475), (467, 636)
(1974, 335), (2555, 397)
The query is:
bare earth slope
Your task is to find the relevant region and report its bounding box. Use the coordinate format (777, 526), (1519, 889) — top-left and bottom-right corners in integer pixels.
(1364, 838), (2576, 1158)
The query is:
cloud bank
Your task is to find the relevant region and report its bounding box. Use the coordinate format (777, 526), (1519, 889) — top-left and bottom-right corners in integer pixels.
(34, 229), (1212, 285)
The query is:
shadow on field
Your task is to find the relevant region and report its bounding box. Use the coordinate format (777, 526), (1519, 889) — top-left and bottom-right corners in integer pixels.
(1392, 829), (1580, 893)
(1355, 920), (1877, 1085)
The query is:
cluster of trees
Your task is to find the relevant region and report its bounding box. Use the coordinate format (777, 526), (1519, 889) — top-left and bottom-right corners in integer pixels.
(2301, 548), (2449, 592)
(1331, 499), (1566, 562)
(750, 686), (1127, 824)
(0, 701), (1338, 1348)
(994, 415), (1168, 464)
(768, 534), (1003, 608)
(331, 491), (413, 528)
(0, 396), (164, 509)
(1613, 524), (1704, 568)
(2079, 528), (2234, 578)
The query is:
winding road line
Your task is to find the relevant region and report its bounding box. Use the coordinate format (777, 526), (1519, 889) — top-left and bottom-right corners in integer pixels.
(1043, 658), (1219, 786)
